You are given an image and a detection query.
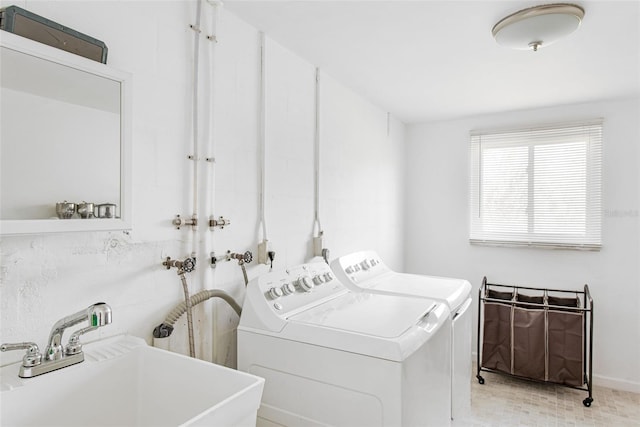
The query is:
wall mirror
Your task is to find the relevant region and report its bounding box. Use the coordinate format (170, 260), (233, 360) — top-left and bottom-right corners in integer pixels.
(0, 31), (131, 235)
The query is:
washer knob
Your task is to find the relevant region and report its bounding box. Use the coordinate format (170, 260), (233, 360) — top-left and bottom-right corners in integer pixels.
(312, 275), (325, 285)
(267, 287), (283, 300)
(281, 282), (295, 295)
(323, 272), (333, 282)
(297, 276), (314, 292)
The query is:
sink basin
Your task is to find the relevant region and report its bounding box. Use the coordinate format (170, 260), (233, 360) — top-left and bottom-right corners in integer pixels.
(0, 335), (264, 426)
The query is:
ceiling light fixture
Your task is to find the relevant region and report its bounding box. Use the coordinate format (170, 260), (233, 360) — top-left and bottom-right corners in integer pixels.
(492, 3), (585, 52)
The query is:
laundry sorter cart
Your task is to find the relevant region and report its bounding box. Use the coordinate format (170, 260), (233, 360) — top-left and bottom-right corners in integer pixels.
(476, 277), (594, 407)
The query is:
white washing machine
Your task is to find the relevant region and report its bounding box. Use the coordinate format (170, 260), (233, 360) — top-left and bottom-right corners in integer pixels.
(330, 251), (472, 421)
(238, 261), (452, 427)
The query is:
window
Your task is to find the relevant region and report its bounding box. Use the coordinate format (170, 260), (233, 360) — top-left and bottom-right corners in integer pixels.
(469, 120), (602, 250)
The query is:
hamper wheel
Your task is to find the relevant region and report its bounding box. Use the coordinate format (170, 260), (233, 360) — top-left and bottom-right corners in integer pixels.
(477, 375), (485, 384)
(583, 397), (593, 407)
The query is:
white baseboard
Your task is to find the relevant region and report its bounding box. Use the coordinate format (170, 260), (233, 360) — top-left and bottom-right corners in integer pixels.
(592, 374), (640, 394)
(471, 351), (640, 394)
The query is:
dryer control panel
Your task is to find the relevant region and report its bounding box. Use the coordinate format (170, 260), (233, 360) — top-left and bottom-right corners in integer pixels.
(330, 250), (390, 288)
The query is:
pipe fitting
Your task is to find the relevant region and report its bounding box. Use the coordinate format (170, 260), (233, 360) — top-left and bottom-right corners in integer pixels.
(229, 250), (253, 265)
(173, 214), (198, 230)
(163, 256), (196, 274)
(209, 216), (230, 229)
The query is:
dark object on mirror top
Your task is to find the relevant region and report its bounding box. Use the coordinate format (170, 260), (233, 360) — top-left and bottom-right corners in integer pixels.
(0, 5), (107, 63)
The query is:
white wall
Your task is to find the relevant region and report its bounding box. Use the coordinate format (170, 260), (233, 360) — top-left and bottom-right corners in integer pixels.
(405, 97), (640, 392)
(321, 78), (405, 264)
(0, 0), (405, 369)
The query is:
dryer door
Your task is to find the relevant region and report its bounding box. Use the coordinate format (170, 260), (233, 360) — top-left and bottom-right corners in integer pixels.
(368, 273), (471, 312)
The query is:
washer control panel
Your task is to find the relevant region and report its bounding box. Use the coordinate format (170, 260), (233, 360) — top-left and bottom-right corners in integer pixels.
(331, 250), (389, 287)
(256, 262), (345, 316)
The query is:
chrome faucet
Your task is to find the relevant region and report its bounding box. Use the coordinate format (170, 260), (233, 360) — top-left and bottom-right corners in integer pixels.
(1, 302), (112, 378)
(44, 302), (112, 361)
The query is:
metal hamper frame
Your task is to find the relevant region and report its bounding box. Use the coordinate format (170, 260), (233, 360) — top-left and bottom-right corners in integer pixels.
(476, 276), (594, 407)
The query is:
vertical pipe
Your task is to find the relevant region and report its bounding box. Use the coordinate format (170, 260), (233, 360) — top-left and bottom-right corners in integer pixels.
(204, 0), (222, 365)
(192, 0), (203, 221)
(188, 0), (204, 263)
(313, 67), (322, 236)
(205, 0), (221, 219)
(258, 32), (268, 242)
(183, 0), (202, 359)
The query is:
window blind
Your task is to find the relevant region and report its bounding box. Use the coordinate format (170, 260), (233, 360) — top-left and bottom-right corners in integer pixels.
(469, 120), (602, 250)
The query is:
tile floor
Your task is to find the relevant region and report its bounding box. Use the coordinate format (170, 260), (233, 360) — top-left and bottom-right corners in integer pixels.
(454, 369), (640, 426)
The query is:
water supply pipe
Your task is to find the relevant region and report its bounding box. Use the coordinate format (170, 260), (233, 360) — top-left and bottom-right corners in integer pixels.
(258, 31), (269, 245)
(312, 68), (329, 263)
(163, 256), (196, 358)
(211, 250), (253, 285)
(204, 0), (222, 222)
(190, 0), (203, 224)
(313, 67), (322, 238)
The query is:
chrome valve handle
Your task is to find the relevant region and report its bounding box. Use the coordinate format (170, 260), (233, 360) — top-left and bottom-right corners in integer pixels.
(65, 325), (101, 355)
(0, 342), (42, 367)
(229, 251), (253, 265)
(163, 256), (196, 273)
(181, 257), (196, 273)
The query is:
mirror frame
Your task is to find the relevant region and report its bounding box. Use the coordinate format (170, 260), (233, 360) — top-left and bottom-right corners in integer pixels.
(0, 31), (132, 235)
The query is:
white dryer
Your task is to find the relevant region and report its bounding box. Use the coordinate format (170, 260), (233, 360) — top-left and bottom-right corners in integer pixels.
(238, 261), (451, 427)
(331, 251), (472, 421)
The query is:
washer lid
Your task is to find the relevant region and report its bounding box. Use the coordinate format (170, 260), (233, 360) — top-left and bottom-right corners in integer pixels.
(364, 272), (471, 312)
(289, 291), (436, 338)
(282, 292), (450, 361)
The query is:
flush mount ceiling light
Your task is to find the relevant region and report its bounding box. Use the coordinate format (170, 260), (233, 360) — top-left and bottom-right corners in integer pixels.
(492, 3), (585, 51)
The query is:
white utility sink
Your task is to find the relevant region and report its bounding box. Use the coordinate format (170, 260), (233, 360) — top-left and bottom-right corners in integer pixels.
(0, 335), (264, 426)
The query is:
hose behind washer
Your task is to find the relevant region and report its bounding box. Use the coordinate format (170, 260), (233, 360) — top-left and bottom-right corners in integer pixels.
(153, 289), (242, 339)
(179, 272), (196, 358)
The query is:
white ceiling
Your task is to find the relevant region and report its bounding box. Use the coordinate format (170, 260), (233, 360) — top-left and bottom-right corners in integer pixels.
(224, 1), (640, 123)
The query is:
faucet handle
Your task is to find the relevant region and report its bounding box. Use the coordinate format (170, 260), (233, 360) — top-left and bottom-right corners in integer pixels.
(0, 342), (42, 367)
(65, 326), (97, 355)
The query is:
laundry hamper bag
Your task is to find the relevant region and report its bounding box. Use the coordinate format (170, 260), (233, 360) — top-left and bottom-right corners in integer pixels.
(480, 290), (512, 374)
(512, 294), (546, 381)
(547, 296), (584, 386)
